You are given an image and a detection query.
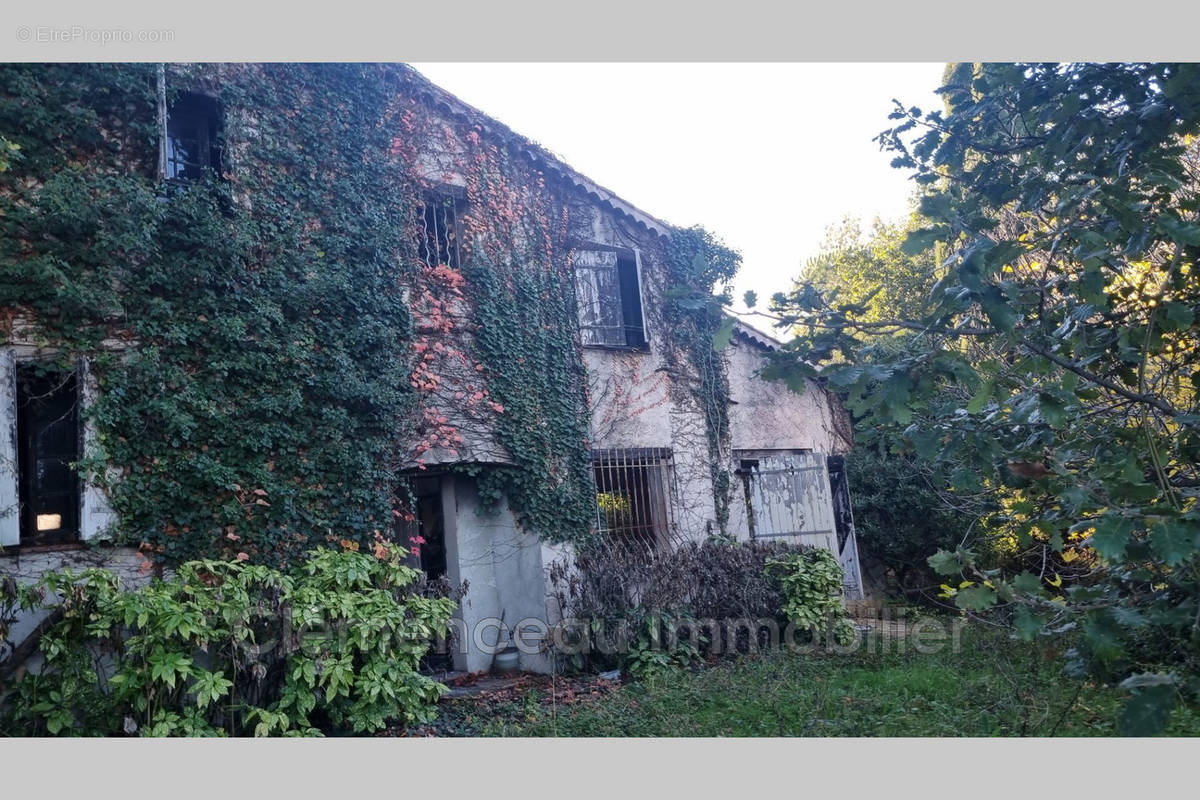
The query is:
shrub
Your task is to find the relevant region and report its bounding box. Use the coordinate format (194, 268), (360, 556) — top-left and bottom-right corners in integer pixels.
(0, 573), (20, 664)
(763, 548), (856, 646)
(0, 542), (455, 736)
(548, 539), (810, 674)
(844, 449), (985, 599)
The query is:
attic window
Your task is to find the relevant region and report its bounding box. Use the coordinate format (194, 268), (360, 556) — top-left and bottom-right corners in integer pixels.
(166, 92), (222, 181)
(417, 195), (465, 269)
(574, 249), (647, 348)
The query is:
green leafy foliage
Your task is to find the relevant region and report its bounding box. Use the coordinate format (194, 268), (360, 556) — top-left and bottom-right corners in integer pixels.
(765, 62), (1200, 734)
(0, 542), (454, 736)
(802, 215), (946, 326)
(840, 449), (987, 599)
(0, 63), (599, 560)
(622, 611), (704, 679)
(462, 248), (595, 543)
(764, 548), (855, 645)
(0, 64), (420, 565)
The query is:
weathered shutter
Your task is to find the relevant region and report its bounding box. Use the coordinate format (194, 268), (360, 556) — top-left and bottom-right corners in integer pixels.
(744, 451), (838, 553)
(0, 349), (19, 547)
(78, 356), (116, 541)
(573, 249), (624, 346)
(826, 455), (864, 599)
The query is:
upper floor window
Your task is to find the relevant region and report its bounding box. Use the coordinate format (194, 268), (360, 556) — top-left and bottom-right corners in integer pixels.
(166, 93), (222, 181)
(417, 195), (466, 269)
(574, 249), (647, 348)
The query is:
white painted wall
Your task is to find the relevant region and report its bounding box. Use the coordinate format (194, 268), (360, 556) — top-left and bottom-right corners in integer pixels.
(724, 333), (852, 549)
(726, 335), (851, 455)
(442, 474), (554, 674)
(78, 358), (118, 541)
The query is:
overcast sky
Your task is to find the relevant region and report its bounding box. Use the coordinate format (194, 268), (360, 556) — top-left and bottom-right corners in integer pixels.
(410, 63), (946, 323)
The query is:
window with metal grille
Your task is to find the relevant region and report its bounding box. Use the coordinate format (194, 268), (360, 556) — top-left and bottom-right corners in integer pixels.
(591, 448), (673, 553)
(166, 92), (222, 181)
(16, 365), (81, 546)
(417, 195), (465, 269)
(574, 249), (647, 348)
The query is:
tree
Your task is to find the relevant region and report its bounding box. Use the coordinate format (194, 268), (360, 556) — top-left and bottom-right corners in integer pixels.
(755, 63), (1200, 734)
(801, 216), (991, 599)
(802, 214), (943, 326)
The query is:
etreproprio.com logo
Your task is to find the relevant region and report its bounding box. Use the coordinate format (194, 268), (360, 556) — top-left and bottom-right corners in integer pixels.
(15, 25), (175, 44)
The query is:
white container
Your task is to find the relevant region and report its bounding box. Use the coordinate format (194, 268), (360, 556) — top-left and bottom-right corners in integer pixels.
(493, 647), (520, 675)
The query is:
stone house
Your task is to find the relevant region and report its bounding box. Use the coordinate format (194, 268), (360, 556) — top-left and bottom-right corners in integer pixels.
(0, 64), (860, 675)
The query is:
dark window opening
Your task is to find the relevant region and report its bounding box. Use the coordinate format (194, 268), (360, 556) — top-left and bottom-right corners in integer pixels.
(166, 93), (222, 181)
(737, 459), (760, 539)
(395, 475), (447, 581)
(17, 366), (81, 547)
(395, 475), (450, 674)
(416, 196), (465, 269)
(826, 455), (854, 552)
(591, 448), (673, 554)
(616, 256), (647, 348)
(575, 250), (647, 348)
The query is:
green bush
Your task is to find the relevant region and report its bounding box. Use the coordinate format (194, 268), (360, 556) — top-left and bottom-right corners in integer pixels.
(0, 542), (454, 737)
(622, 611), (705, 680)
(764, 548), (855, 645)
(844, 449), (987, 599)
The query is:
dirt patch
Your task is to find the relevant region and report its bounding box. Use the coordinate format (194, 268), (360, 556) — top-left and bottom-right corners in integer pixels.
(381, 672), (623, 737)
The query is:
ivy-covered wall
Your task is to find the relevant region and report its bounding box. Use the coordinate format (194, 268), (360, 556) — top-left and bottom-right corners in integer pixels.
(0, 63), (608, 565)
(0, 62), (777, 571)
(663, 228), (741, 537)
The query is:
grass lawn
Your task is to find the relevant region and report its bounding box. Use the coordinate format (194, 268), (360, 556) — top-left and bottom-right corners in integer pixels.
(411, 622), (1200, 737)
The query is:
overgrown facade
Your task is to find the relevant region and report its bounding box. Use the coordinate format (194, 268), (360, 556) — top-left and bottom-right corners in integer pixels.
(0, 63), (858, 673)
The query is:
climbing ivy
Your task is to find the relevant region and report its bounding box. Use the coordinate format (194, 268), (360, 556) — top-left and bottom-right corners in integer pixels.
(452, 136), (595, 543)
(0, 63), (597, 564)
(466, 257), (595, 541)
(663, 226), (740, 536)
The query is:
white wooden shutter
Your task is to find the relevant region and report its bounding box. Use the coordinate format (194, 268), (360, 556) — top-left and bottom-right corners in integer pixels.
(744, 451), (838, 553)
(573, 249), (624, 346)
(0, 349), (19, 547)
(78, 356), (116, 541)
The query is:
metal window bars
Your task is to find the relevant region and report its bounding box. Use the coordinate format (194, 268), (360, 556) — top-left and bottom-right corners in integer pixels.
(418, 196), (462, 269)
(15, 363), (81, 546)
(591, 447), (676, 555)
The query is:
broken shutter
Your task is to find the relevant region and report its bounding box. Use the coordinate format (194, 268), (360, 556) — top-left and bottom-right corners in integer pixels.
(0, 349), (18, 547)
(573, 249), (625, 346)
(826, 455), (864, 600)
